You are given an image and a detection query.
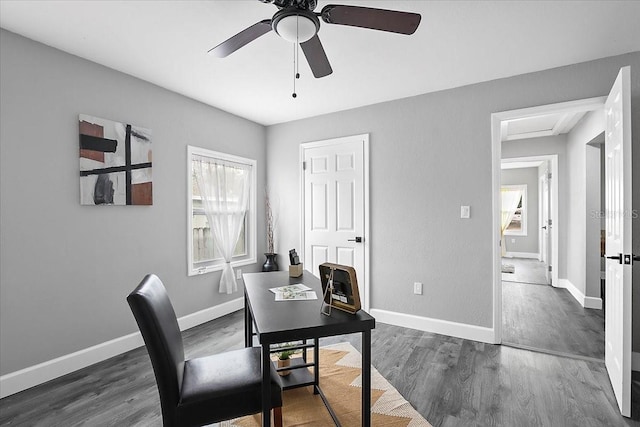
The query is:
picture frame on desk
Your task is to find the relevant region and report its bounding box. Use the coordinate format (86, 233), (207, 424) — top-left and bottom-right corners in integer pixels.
(319, 263), (361, 314)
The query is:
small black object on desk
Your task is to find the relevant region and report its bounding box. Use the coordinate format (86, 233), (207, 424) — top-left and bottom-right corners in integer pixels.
(288, 248), (303, 277)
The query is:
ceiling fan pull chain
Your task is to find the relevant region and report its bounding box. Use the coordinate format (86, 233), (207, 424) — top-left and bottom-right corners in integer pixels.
(296, 15), (300, 79)
(292, 14), (300, 98)
(292, 38), (297, 98)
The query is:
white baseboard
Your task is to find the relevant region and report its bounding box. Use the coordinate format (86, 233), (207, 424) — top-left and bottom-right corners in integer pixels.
(557, 279), (602, 310)
(504, 252), (539, 259)
(583, 296), (603, 310)
(0, 297), (243, 399)
(370, 308), (495, 344)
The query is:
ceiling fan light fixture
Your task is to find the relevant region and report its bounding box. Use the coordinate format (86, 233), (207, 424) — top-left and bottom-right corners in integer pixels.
(273, 9), (319, 43)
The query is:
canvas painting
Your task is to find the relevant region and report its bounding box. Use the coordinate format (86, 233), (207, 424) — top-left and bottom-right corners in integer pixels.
(79, 115), (152, 205)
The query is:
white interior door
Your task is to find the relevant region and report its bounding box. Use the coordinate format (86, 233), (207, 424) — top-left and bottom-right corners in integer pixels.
(604, 66), (633, 417)
(540, 170), (551, 284)
(302, 134), (368, 309)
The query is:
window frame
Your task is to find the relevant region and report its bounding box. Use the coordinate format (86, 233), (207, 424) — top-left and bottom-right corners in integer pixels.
(502, 184), (528, 236)
(187, 145), (257, 276)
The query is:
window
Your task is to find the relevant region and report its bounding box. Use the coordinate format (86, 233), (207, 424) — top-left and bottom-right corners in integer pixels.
(187, 146), (256, 276)
(502, 184), (527, 236)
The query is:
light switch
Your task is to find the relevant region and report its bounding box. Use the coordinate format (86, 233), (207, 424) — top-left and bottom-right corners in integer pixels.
(414, 282), (423, 295)
(460, 205), (470, 219)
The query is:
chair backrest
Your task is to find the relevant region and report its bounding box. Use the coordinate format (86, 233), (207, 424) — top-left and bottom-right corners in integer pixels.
(127, 274), (185, 424)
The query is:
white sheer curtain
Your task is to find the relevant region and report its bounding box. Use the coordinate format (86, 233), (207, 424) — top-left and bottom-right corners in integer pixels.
(193, 155), (251, 294)
(500, 188), (522, 256)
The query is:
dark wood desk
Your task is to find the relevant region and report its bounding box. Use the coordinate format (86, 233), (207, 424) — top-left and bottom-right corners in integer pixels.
(243, 271), (375, 427)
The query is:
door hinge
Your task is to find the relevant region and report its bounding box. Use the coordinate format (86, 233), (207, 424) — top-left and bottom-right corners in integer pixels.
(547, 172), (552, 180)
(302, 161), (306, 170)
(548, 265), (552, 272)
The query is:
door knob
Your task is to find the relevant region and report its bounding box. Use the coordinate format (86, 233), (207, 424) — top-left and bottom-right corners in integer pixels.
(347, 237), (363, 243)
(606, 253), (623, 264)
(541, 226), (547, 230)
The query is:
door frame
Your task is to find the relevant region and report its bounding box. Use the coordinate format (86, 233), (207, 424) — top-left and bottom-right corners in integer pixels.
(490, 97), (606, 343)
(539, 169), (550, 282)
(299, 133), (370, 311)
(501, 155), (558, 286)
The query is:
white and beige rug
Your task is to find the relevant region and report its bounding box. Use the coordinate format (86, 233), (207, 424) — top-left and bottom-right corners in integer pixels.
(221, 342), (431, 426)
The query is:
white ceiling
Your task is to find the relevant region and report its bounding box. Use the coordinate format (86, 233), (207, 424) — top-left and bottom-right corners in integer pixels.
(501, 111), (587, 142)
(501, 160), (544, 170)
(1, 1), (639, 126)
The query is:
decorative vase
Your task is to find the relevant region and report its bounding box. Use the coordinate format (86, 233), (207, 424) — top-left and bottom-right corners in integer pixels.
(277, 358), (291, 376)
(262, 253), (279, 272)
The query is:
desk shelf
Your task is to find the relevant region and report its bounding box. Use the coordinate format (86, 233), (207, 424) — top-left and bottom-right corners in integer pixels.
(274, 358), (315, 390)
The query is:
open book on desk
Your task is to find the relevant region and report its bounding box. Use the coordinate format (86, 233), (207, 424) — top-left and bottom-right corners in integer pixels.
(270, 284), (318, 301)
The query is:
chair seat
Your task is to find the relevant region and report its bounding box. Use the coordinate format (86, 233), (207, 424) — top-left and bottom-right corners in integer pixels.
(178, 347), (282, 425)
(128, 275), (283, 427)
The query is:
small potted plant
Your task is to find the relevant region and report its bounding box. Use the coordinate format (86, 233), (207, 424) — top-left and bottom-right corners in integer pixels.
(274, 343), (299, 376)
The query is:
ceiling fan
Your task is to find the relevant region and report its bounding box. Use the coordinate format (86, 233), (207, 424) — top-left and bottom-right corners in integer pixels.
(208, 0), (422, 78)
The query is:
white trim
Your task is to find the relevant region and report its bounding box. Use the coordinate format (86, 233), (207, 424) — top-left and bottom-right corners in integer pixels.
(491, 113), (503, 343)
(501, 155), (559, 288)
(632, 352), (640, 372)
(504, 251), (539, 259)
(176, 297), (243, 330)
(299, 134), (370, 311)
(557, 279), (602, 310)
(186, 145), (257, 276)
(0, 298), (243, 399)
(370, 309), (495, 344)
(584, 296), (603, 310)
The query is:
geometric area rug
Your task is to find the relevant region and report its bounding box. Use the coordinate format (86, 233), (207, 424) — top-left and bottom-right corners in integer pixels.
(222, 342), (432, 426)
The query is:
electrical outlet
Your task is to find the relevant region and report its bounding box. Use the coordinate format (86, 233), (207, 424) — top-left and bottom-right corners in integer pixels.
(413, 282), (423, 295)
(460, 205), (470, 219)
(511, 238), (516, 243)
(236, 269), (242, 280)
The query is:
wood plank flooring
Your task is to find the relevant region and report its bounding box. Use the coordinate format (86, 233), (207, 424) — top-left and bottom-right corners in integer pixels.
(502, 257), (549, 285)
(502, 280), (605, 360)
(2, 310), (638, 427)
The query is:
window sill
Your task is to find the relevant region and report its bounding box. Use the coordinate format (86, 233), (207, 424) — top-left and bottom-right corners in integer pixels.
(188, 257), (257, 277)
(504, 232), (528, 237)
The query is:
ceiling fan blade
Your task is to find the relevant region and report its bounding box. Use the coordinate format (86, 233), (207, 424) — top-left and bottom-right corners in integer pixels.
(300, 34), (333, 78)
(208, 19), (272, 58)
(321, 5), (421, 35)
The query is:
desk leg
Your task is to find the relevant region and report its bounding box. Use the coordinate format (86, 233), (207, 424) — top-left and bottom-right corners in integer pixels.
(313, 338), (320, 395)
(244, 293), (253, 348)
(262, 344), (271, 427)
(362, 330), (371, 427)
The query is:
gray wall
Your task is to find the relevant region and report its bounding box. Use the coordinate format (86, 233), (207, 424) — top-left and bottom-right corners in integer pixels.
(0, 30), (268, 375)
(2, 27), (639, 376)
(566, 110), (606, 299)
(266, 52), (640, 348)
(585, 143), (602, 299)
(501, 167), (539, 254)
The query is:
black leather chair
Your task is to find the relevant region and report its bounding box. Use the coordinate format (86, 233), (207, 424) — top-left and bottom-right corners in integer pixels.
(127, 274), (283, 427)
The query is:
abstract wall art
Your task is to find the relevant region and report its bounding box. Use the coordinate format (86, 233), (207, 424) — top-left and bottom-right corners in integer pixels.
(79, 115), (152, 205)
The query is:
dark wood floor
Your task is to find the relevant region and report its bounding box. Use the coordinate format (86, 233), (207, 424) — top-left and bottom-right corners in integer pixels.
(502, 257), (548, 285)
(502, 280), (605, 360)
(2, 310), (639, 427)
